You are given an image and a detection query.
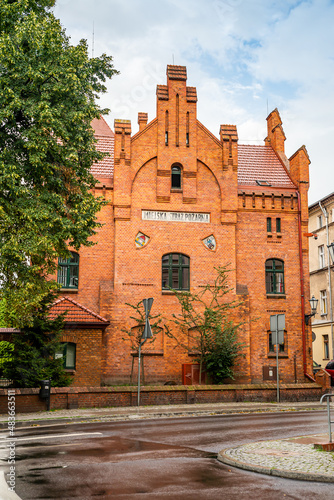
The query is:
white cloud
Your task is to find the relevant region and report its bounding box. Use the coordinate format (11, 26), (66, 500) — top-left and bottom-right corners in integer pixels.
(53, 0), (334, 204)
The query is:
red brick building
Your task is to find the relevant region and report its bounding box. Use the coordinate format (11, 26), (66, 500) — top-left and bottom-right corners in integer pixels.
(56, 65), (313, 386)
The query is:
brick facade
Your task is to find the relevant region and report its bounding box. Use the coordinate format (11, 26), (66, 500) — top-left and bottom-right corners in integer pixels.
(54, 65), (313, 386)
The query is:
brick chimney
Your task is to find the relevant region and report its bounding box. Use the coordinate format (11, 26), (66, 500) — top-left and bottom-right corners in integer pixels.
(265, 108), (286, 154)
(138, 112), (148, 132)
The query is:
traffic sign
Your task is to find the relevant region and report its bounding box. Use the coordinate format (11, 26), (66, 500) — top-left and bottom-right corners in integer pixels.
(142, 298), (153, 339)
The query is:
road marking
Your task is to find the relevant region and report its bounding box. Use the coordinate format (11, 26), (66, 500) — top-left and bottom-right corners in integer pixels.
(0, 432), (103, 443)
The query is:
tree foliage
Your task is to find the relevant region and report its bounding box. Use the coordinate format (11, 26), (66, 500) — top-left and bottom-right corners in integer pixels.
(0, 0), (118, 326)
(1, 292), (71, 387)
(167, 266), (245, 383)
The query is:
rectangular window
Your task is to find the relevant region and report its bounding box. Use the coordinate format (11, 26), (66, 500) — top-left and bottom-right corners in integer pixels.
(57, 252), (79, 289)
(55, 343), (76, 369)
(162, 253), (190, 291)
(267, 217), (272, 232)
(318, 245), (325, 268)
(276, 218), (281, 233)
(318, 215), (323, 228)
(265, 259), (285, 295)
(323, 335), (329, 359)
(320, 290), (327, 315)
(269, 332), (284, 353)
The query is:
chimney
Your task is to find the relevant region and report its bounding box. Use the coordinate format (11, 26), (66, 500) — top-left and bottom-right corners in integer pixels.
(138, 112), (148, 132)
(219, 124), (238, 170)
(265, 108), (286, 154)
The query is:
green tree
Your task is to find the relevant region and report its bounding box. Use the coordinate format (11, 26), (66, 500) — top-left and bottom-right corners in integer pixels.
(166, 266), (245, 384)
(1, 292), (71, 387)
(0, 341), (14, 374)
(0, 300), (8, 328)
(0, 0), (118, 327)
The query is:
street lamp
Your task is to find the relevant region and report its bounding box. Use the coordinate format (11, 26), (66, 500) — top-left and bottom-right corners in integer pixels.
(305, 295), (318, 325)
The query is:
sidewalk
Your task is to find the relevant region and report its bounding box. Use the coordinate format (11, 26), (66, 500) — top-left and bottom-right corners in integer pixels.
(0, 400), (328, 427)
(218, 434), (334, 483)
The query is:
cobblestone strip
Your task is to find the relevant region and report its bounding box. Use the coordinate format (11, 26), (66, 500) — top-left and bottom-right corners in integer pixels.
(218, 439), (334, 482)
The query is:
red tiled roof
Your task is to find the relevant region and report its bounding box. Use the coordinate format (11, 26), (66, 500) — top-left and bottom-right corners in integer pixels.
(91, 116), (114, 178)
(49, 297), (109, 325)
(237, 144), (295, 188)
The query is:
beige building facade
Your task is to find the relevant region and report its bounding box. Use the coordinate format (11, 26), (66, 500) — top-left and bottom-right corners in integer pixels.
(309, 192), (334, 368)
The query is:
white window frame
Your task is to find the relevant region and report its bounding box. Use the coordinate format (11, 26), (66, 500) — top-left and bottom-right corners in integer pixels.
(318, 245), (325, 268)
(318, 215), (323, 228)
(320, 290), (327, 315)
(323, 335), (329, 359)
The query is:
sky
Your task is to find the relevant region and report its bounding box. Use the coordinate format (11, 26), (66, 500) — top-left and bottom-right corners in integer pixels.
(53, 0), (334, 206)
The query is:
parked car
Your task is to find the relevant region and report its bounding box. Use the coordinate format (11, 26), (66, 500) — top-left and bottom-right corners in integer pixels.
(325, 360), (334, 386)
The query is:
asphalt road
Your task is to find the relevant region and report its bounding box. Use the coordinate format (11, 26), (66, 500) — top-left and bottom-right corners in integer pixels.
(1, 411), (333, 500)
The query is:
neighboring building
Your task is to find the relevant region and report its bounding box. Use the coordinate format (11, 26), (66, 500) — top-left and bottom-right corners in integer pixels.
(309, 193), (334, 368)
(54, 65), (314, 386)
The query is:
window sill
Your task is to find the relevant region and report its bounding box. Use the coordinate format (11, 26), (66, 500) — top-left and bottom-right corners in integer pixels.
(131, 351), (164, 357)
(268, 353), (288, 358)
(162, 290), (189, 294)
(64, 369), (76, 374)
(266, 294), (286, 299)
(60, 288), (78, 293)
(170, 189), (183, 193)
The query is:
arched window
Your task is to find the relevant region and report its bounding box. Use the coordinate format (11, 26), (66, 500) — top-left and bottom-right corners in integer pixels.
(171, 165), (182, 190)
(265, 259), (284, 294)
(57, 252), (79, 289)
(162, 253), (190, 290)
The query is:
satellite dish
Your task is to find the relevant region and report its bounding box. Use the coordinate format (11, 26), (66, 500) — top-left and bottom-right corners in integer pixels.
(312, 331), (316, 342)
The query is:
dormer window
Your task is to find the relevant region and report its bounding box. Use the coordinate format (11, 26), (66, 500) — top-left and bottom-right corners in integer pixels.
(171, 165), (182, 190)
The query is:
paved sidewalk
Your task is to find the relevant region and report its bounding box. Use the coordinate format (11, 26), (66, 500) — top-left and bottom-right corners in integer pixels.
(218, 434), (334, 483)
(0, 400), (329, 427)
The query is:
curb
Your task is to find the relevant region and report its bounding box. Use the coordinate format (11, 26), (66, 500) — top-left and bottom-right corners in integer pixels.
(0, 405), (326, 428)
(217, 448), (334, 483)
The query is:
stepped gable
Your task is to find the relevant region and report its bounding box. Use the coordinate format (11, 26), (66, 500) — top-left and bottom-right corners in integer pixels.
(237, 144), (295, 188)
(91, 116), (114, 179)
(50, 297), (109, 327)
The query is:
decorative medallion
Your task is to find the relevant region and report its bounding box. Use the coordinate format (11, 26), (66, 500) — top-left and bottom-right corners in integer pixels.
(202, 234), (216, 251)
(135, 232), (150, 249)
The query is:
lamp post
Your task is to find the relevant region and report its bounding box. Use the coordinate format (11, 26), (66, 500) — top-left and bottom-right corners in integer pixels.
(305, 295), (318, 325)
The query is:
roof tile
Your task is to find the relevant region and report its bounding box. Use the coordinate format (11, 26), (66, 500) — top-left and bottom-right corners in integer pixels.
(237, 144), (295, 188)
(49, 297), (109, 324)
(91, 117), (114, 178)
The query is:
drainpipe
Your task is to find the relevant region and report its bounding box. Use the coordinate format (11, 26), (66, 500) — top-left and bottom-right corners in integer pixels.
(319, 201), (334, 361)
(297, 192), (315, 381)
